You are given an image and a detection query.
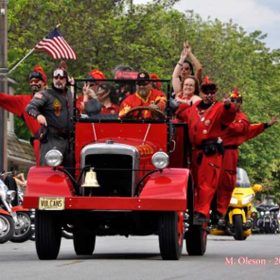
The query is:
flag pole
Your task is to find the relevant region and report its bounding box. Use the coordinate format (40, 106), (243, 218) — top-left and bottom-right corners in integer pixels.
(8, 23), (61, 75)
(8, 48), (35, 74)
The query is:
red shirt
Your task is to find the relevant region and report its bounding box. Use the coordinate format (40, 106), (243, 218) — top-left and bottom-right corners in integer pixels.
(0, 93), (40, 135)
(119, 89), (166, 118)
(221, 111), (250, 146)
(177, 101), (236, 146)
(101, 103), (119, 114)
(246, 123), (265, 141)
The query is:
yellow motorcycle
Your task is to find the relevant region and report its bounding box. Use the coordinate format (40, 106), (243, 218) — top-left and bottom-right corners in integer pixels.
(210, 168), (262, 240)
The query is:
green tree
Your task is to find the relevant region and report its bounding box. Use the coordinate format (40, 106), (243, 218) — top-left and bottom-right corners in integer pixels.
(7, 0), (280, 196)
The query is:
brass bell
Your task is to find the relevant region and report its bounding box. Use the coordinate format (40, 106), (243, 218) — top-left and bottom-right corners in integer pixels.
(81, 168), (100, 188)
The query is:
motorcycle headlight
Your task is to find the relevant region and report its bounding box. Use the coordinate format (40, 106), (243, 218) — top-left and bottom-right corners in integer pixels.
(45, 149), (63, 167)
(151, 151), (169, 169)
(6, 190), (16, 203)
(265, 210), (270, 215)
(242, 194), (254, 205)
(230, 197), (238, 205)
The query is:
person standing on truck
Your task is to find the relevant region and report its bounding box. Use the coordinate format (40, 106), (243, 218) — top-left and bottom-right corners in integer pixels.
(172, 41), (202, 95)
(176, 76), (236, 224)
(119, 71), (166, 119)
(0, 65), (48, 164)
(212, 89), (278, 223)
(26, 67), (73, 168)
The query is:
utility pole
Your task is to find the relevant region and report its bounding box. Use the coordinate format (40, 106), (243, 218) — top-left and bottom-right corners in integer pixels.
(0, 0), (8, 172)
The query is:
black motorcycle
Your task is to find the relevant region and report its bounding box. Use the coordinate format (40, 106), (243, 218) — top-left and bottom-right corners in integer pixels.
(256, 204), (279, 234)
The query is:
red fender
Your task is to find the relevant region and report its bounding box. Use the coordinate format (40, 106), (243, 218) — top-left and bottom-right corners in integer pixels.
(12, 205), (30, 212)
(0, 208), (11, 216)
(140, 168), (191, 208)
(25, 166), (75, 197)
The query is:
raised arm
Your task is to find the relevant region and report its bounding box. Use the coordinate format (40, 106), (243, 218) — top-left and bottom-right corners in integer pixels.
(188, 47), (202, 83)
(172, 44), (189, 94)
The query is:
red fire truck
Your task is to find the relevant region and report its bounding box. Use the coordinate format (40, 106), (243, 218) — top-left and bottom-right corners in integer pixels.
(24, 79), (207, 260)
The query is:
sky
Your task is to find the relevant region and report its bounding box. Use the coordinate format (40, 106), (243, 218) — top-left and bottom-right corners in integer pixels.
(133, 0), (280, 50)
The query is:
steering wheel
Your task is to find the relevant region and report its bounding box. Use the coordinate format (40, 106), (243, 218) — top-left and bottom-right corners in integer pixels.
(122, 106), (166, 121)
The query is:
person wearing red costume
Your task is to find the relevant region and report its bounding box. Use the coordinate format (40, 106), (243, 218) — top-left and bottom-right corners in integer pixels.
(213, 90), (278, 222)
(119, 71), (166, 119)
(149, 73), (162, 91)
(176, 76), (236, 224)
(0, 65), (47, 164)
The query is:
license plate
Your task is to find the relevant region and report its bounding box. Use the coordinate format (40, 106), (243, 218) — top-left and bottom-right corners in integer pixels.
(39, 197), (65, 210)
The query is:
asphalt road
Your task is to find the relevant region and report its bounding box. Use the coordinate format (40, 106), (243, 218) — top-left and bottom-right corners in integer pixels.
(0, 234), (280, 280)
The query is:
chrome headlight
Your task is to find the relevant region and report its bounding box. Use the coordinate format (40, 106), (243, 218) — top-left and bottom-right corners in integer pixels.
(230, 197), (238, 205)
(151, 151), (169, 169)
(6, 190), (16, 203)
(45, 149), (63, 167)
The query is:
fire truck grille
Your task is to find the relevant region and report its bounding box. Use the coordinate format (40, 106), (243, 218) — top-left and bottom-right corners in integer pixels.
(84, 154), (133, 197)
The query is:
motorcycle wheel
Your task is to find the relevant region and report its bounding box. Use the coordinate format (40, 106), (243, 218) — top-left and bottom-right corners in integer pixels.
(233, 215), (245, 240)
(264, 223), (271, 234)
(10, 212), (33, 243)
(0, 214), (15, 244)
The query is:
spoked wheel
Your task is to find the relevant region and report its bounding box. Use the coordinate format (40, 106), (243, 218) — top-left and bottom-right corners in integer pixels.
(0, 214), (15, 244)
(35, 210), (62, 260)
(233, 214), (245, 240)
(186, 224), (207, 256)
(73, 230), (96, 255)
(158, 211), (184, 260)
(10, 212), (33, 243)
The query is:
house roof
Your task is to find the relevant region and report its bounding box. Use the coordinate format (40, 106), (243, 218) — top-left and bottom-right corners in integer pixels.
(7, 132), (35, 166)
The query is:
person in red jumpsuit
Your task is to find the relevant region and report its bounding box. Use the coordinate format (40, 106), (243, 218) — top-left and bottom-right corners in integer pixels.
(119, 71), (166, 119)
(213, 90), (278, 222)
(176, 76), (236, 224)
(0, 65), (47, 164)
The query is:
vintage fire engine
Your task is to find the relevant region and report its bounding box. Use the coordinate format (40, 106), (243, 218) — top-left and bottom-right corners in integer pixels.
(24, 79), (207, 260)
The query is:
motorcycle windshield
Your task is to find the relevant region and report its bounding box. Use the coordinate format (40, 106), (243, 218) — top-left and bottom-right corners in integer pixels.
(236, 167), (250, 188)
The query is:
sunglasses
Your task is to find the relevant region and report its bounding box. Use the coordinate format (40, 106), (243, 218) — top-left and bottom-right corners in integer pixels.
(202, 90), (216, 95)
(53, 75), (66, 80)
(182, 67), (190, 71)
(136, 81), (150, 86)
(29, 78), (41, 84)
(230, 98), (242, 103)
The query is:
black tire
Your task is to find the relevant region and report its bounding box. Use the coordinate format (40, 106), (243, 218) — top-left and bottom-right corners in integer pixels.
(10, 212), (33, 243)
(233, 215), (245, 240)
(73, 230), (96, 255)
(158, 212), (183, 260)
(186, 224), (207, 256)
(264, 223), (271, 234)
(0, 214), (15, 244)
(35, 211), (62, 260)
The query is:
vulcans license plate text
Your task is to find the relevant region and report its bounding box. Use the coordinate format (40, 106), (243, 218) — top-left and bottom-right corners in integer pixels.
(39, 197), (65, 210)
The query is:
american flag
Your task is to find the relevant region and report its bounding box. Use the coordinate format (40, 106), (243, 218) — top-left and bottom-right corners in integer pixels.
(35, 28), (77, 60)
